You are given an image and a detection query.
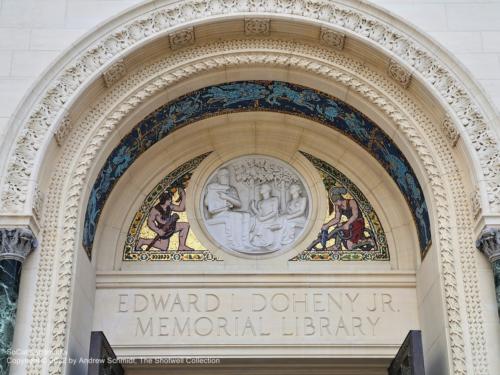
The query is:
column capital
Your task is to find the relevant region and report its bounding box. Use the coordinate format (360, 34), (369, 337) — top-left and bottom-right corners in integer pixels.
(476, 226), (500, 263)
(0, 227), (38, 262)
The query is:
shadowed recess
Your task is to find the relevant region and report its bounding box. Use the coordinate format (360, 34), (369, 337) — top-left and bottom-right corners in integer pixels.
(83, 81), (431, 257)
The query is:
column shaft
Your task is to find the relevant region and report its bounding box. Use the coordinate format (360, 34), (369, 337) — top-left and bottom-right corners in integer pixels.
(0, 259), (22, 374)
(493, 258), (500, 319)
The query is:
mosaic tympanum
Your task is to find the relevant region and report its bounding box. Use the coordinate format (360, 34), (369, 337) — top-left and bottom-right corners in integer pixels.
(86, 81), (430, 259)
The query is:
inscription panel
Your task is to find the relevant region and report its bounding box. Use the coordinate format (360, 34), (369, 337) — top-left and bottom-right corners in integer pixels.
(93, 287), (418, 350)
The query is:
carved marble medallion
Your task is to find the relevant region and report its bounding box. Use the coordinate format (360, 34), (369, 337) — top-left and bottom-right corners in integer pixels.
(201, 156), (310, 255)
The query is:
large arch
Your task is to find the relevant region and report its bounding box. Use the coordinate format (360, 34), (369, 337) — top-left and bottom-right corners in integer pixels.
(2, 2), (498, 375)
(82, 80), (432, 257)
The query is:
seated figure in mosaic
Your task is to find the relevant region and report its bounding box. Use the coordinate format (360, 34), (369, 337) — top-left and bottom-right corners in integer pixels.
(204, 168), (250, 250)
(307, 187), (370, 251)
(249, 184), (281, 249)
(135, 188), (194, 251)
(280, 184), (307, 245)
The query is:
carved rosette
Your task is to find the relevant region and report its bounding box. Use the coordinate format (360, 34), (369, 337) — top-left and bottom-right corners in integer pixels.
(387, 59), (412, 89)
(102, 59), (127, 88)
(244, 18), (271, 36)
(169, 27), (195, 50)
(0, 228), (38, 263)
(319, 28), (345, 50)
(442, 116), (460, 147)
(54, 113), (71, 147)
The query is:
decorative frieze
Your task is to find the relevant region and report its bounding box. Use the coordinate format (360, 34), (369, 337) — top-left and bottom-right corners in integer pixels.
(0, 228), (38, 262)
(244, 18), (271, 36)
(168, 27), (195, 50)
(319, 27), (345, 50)
(442, 115), (460, 147)
(387, 59), (412, 89)
(102, 59), (127, 88)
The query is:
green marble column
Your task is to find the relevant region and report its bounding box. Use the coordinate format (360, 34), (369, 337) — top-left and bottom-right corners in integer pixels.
(493, 259), (500, 319)
(0, 228), (37, 375)
(0, 260), (22, 374)
(476, 227), (500, 320)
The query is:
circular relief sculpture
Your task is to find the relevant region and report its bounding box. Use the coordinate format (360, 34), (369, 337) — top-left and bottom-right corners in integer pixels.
(201, 155), (311, 255)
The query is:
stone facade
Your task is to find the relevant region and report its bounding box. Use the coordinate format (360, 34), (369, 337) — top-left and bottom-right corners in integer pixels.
(0, 1), (499, 375)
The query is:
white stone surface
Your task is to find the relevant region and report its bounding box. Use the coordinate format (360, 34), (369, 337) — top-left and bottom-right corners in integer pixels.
(93, 285), (419, 356)
(0, 1), (498, 374)
(0, 0), (497, 139)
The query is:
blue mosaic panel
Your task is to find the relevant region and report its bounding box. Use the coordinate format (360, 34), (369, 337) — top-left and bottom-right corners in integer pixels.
(83, 81), (431, 258)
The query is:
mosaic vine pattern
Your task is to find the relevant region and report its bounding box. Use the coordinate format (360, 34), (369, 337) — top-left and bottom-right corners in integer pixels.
(291, 153), (389, 261)
(83, 81), (430, 257)
(123, 153), (220, 262)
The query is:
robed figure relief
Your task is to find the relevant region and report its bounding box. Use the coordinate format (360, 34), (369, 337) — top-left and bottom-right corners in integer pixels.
(202, 156), (310, 255)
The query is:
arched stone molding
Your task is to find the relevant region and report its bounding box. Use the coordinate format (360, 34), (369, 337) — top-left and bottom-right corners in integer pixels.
(0, 0), (498, 222)
(81, 80), (432, 257)
(16, 36), (491, 375)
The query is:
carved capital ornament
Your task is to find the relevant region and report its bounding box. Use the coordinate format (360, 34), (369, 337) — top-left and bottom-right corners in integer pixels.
(476, 227), (500, 263)
(0, 228), (38, 263)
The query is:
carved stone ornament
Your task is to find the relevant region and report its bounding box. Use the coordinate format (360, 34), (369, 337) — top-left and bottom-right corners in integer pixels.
(102, 59), (127, 88)
(442, 115), (460, 147)
(169, 27), (195, 50)
(53, 113), (71, 147)
(319, 27), (345, 50)
(471, 188), (481, 218)
(476, 227), (500, 262)
(244, 18), (271, 36)
(201, 156), (310, 255)
(32, 184), (44, 220)
(0, 228), (38, 263)
(387, 58), (412, 89)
